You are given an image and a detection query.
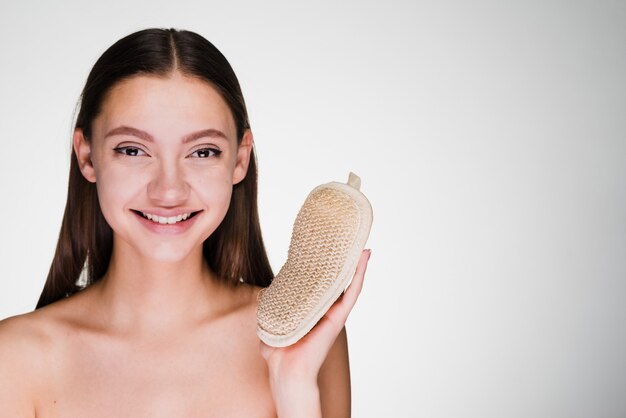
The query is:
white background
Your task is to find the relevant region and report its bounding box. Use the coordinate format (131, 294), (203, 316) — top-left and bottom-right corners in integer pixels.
(1, 1), (625, 417)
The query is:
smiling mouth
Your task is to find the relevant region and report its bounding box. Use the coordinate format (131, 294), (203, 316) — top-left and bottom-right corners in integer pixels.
(132, 210), (202, 225)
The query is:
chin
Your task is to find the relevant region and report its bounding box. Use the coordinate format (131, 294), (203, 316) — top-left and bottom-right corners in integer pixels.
(141, 242), (202, 264)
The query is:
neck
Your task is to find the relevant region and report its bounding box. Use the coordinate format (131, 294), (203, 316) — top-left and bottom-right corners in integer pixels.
(91, 239), (230, 336)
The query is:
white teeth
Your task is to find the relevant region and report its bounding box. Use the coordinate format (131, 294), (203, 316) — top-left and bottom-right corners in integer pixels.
(140, 211), (192, 225)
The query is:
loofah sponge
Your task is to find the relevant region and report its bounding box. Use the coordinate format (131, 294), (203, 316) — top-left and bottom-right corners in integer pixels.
(257, 172), (373, 347)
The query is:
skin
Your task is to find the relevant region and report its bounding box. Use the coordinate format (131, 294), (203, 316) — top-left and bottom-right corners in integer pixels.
(0, 73), (369, 417)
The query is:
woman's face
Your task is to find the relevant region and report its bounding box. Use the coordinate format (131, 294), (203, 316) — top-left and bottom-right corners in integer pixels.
(74, 73), (251, 263)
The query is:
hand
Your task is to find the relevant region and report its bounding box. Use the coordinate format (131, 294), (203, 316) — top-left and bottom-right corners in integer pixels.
(259, 249), (371, 416)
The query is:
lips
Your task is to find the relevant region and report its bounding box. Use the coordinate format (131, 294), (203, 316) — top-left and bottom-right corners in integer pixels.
(131, 209), (201, 225)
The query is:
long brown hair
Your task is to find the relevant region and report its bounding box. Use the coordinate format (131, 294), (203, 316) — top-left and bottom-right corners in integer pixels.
(36, 28), (274, 309)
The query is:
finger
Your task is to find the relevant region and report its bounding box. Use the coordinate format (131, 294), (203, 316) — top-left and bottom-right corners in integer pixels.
(323, 249), (371, 326)
(343, 249), (370, 302)
(259, 340), (273, 360)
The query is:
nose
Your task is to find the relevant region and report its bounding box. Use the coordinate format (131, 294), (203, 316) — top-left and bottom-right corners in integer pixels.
(147, 159), (190, 206)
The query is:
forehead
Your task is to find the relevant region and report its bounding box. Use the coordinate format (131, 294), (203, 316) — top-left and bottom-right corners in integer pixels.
(93, 73), (237, 141)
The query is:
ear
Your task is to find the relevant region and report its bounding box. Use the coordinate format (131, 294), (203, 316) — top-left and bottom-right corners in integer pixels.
(233, 130), (253, 185)
(73, 128), (97, 183)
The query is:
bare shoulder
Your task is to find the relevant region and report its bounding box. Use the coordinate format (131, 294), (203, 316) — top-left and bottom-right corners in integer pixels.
(0, 297), (79, 356)
(0, 293), (92, 416)
(0, 310), (57, 417)
(228, 281), (263, 315)
(0, 309), (55, 366)
(0, 294), (89, 379)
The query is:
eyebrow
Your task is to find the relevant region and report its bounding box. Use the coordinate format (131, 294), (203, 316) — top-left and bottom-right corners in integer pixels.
(104, 125), (228, 143)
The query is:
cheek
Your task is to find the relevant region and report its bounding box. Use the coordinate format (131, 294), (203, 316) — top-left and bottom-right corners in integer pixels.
(189, 169), (234, 237)
(194, 169), (234, 209)
(93, 166), (145, 226)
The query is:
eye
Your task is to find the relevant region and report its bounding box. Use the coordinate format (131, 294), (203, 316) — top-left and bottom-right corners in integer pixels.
(113, 146), (148, 157)
(189, 147), (222, 158)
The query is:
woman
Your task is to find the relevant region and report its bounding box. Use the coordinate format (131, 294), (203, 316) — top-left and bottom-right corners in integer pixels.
(0, 28), (369, 417)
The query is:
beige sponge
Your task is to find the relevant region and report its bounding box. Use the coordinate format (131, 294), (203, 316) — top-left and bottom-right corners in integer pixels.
(257, 172), (373, 347)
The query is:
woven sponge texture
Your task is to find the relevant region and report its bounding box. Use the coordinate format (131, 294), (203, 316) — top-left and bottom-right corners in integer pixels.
(257, 186), (360, 336)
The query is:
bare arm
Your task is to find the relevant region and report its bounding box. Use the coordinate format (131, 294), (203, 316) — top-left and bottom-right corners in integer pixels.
(318, 327), (351, 417)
